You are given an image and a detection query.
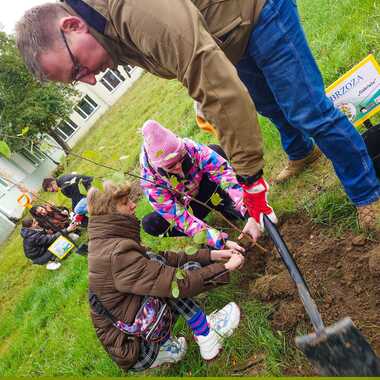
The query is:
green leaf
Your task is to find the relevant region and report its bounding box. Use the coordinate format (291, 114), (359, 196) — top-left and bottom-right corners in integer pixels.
(169, 175), (179, 188)
(92, 178), (103, 191)
(171, 280), (180, 298)
(111, 152), (120, 161)
(168, 220), (176, 231)
(56, 189), (67, 204)
(22, 127), (30, 136)
(78, 179), (88, 196)
(193, 230), (207, 245)
(119, 155), (129, 161)
(0, 141), (11, 159)
(111, 171), (125, 184)
(82, 150), (101, 161)
(211, 192), (222, 206)
(175, 269), (186, 280)
(39, 141), (49, 152)
(185, 246), (198, 256)
(187, 206), (194, 215)
(155, 149), (164, 158)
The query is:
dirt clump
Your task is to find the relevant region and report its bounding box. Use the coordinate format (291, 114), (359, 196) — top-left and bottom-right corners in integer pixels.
(250, 271), (296, 300)
(245, 214), (380, 375)
(272, 301), (306, 330)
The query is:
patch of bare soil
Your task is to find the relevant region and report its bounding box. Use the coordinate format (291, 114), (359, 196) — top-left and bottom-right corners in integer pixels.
(245, 214), (380, 376)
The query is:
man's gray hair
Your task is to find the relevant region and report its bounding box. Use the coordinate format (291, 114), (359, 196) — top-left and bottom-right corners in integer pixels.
(15, 3), (69, 81)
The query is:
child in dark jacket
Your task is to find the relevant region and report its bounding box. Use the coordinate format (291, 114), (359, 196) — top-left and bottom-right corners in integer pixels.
(87, 181), (245, 372)
(20, 218), (77, 270)
(42, 174), (93, 209)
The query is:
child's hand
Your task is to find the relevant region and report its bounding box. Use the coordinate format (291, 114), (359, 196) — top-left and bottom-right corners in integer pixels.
(67, 223), (78, 232)
(210, 248), (240, 261)
(224, 253), (245, 271)
(225, 240), (245, 253)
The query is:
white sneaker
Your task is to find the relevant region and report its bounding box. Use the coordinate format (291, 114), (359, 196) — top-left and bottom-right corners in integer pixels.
(195, 329), (222, 361)
(150, 336), (187, 369)
(46, 261), (61, 271)
(68, 232), (80, 241)
(207, 302), (240, 340)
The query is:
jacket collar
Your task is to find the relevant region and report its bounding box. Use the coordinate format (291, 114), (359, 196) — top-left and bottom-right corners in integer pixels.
(88, 213), (141, 243)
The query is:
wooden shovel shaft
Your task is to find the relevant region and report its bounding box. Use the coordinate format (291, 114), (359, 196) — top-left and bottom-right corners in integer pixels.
(263, 215), (325, 332)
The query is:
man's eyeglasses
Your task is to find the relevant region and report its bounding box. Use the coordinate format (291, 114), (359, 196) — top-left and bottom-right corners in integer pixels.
(60, 30), (87, 84)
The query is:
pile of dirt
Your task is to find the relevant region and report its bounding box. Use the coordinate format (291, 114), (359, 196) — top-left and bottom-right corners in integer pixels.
(244, 214), (380, 375)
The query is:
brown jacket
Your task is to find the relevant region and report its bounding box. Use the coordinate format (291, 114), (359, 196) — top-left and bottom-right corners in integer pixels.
(61, 0), (266, 176)
(88, 213), (229, 371)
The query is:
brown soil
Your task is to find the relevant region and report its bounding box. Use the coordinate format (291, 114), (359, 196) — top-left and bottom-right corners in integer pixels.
(245, 214), (380, 376)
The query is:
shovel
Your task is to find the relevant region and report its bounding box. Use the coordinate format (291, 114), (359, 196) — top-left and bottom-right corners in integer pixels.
(263, 214), (380, 376)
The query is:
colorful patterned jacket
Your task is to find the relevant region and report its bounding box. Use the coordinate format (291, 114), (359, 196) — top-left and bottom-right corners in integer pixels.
(140, 139), (245, 249)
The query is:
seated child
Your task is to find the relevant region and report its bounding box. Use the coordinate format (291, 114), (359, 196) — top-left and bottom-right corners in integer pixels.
(87, 181), (245, 372)
(20, 218), (77, 270)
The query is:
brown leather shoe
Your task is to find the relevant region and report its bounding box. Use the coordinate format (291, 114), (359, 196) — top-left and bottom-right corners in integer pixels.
(357, 199), (380, 230)
(275, 145), (322, 184)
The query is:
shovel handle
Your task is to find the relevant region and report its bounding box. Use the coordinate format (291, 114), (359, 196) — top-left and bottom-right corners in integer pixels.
(263, 215), (325, 332)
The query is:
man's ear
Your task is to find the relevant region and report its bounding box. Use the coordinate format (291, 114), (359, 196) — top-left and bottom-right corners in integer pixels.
(59, 16), (88, 33)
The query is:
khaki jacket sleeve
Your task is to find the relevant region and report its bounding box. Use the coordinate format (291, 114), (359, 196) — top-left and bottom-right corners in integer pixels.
(111, 247), (228, 298)
(110, 0), (263, 176)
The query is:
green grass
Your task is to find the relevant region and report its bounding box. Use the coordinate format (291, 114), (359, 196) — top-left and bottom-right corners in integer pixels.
(1, 0), (380, 376)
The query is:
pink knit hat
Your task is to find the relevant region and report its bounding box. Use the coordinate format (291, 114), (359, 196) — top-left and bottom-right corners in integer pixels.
(142, 120), (185, 168)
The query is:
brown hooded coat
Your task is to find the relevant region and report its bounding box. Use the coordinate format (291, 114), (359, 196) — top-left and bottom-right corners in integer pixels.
(88, 213), (229, 371)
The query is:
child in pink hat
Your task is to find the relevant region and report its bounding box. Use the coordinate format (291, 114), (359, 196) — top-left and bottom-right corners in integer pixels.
(142, 119), (186, 169)
(140, 120), (247, 251)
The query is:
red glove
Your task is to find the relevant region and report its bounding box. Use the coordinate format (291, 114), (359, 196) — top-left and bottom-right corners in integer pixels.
(73, 214), (85, 224)
(241, 177), (277, 230)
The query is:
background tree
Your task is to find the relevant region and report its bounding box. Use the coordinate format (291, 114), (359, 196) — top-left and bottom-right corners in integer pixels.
(0, 31), (77, 155)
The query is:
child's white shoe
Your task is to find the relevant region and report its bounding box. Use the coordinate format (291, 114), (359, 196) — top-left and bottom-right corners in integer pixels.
(150, 336), (187, 368)
(195, 329), (222, 360)
(207, 302), (240, 340)
(46, 261), (61, 271)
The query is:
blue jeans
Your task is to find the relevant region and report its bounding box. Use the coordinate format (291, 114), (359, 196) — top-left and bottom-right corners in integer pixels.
(235, 0), (380, 206)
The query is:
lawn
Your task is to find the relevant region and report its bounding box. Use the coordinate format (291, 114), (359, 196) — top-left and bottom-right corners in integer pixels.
(0, 0), (380, 376)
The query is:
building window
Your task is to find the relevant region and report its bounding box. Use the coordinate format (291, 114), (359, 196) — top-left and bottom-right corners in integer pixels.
(124, 64), (135, 75)
(55, 119), (79, 141)
(74, 95), (98, 120)
(0, 177), (10, 191)
(114, 68), (126, 81)
(19, 146), (46, 166)
(100, 69), (125, 92)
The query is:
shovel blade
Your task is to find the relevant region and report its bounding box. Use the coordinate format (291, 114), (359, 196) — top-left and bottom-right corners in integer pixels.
(296, 317), (380, 376)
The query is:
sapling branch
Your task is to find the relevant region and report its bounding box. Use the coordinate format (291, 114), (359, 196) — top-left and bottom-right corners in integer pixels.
(0, 135), (267, 253)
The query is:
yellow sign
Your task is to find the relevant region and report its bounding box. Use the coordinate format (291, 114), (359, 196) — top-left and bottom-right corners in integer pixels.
(48, 235), (75, 260)
(326, 55), (380, 126)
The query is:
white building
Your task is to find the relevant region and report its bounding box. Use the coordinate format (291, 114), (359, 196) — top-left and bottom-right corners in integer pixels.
(0, 65), (143, 244)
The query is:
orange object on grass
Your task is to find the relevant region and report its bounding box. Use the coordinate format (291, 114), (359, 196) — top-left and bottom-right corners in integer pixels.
(17, 193), (32, 209)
